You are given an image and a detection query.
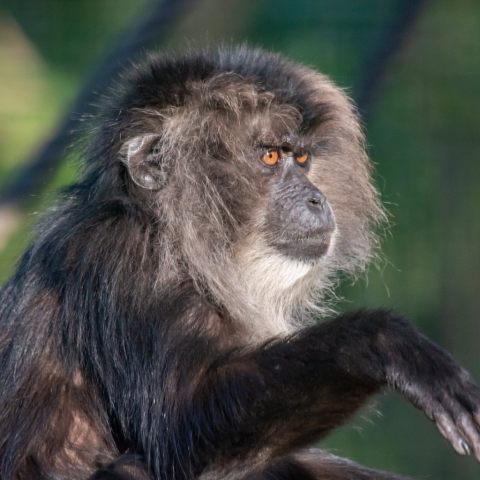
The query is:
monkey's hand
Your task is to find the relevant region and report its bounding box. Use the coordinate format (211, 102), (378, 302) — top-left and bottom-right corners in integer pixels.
(344, 311), (480, 462)
(388, 333), (480, 462)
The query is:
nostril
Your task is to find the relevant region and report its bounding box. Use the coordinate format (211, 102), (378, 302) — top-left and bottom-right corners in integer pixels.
(306, 191), (324, 206)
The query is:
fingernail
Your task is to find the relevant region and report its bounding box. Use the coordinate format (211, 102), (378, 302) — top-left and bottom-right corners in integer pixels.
(460, 440), (471, 456)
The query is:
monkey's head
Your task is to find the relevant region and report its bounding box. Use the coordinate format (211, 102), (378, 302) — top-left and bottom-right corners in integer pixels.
(86, 47), (385, 337)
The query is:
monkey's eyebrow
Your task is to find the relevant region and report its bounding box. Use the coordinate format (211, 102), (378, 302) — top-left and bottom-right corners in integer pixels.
(254, 133), (312, 152)
(252, 130), (279, 147)
(279, 134), (313, 152)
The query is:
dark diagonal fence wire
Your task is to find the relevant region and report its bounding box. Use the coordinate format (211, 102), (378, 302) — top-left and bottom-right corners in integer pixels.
(0, 0), (198, 206)
(353, 0), (428, 117)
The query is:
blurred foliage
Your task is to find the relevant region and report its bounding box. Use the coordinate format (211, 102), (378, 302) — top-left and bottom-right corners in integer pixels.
(0, 0), (479, 479)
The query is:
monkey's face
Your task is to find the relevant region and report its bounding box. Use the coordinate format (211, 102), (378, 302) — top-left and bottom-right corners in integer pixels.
(122, 93), (339, 272)
(257, 145), (336, 262)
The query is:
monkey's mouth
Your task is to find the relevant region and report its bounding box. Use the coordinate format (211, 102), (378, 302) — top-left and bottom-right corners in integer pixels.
(273, 228), (336, 262)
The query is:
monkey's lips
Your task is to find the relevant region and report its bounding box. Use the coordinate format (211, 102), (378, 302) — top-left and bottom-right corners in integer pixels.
(274, 228), (335, 261)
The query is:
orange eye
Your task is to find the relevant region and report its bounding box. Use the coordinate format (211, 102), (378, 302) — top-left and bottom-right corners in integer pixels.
(261, 149), (279, 165)
(296, 152), (308, 164)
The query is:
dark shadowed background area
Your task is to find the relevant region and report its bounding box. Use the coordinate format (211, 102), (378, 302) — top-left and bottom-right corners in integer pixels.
(0, 0), (479, 478)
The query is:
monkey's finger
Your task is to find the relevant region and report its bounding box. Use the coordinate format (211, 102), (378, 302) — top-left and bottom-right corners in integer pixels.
(457, 415), (480, 462)
(473, 410), (480, 428)
(457, 384), (480, 428)
(436, 414), (472, 457)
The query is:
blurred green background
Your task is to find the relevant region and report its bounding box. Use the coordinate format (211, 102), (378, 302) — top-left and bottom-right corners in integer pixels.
(0, 0), (479, 478)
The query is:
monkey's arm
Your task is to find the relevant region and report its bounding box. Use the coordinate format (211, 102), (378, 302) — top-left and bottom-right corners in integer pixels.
(184, 310), (480, 472)
(101, 309), (480, 479)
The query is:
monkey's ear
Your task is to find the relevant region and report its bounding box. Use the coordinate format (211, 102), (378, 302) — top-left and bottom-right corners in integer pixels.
(126, 135), (166, 191)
